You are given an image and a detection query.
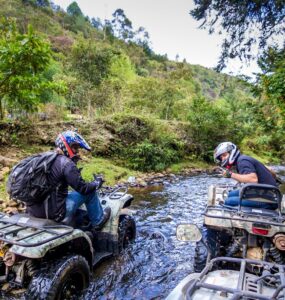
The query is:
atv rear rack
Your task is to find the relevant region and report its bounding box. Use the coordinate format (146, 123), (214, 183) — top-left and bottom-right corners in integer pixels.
(186, 257), (285, 300)
(205, 205), (285, 226)
(0, 213), (73, 247)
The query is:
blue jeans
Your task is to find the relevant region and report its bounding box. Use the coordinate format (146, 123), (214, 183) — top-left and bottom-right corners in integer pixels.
(225, 189), (277, 209)
(65, 191), (103, 226)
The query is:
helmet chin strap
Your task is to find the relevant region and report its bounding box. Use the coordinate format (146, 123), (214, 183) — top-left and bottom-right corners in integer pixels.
(60, 134), (75, 158)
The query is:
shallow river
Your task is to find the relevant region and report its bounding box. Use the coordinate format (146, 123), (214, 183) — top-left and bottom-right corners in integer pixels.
(82, 174), (231, 300)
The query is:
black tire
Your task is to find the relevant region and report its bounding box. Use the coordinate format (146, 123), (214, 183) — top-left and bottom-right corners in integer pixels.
(25, 255), (90, 300)
(118, 215), (136, 251)
(194, 226), (222, 272)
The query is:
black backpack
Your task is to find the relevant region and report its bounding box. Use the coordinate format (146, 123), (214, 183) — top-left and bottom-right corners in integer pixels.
(7, 151), (58, 204)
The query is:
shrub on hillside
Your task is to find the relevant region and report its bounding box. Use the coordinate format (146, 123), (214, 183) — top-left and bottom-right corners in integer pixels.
(126, 139), (181, 171)
(187, 96), (242, 161)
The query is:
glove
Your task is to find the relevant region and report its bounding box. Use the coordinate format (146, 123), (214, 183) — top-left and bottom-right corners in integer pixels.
(93, 174), (105, 189)
(223, 169), (232, 178)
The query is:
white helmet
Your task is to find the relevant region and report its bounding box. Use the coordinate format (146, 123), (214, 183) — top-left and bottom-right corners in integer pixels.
(214, 142), (240, 167)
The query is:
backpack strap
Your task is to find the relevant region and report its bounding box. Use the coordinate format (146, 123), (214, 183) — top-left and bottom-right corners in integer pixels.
(44, 155), (70, 220)
(44, 195), (50, 219)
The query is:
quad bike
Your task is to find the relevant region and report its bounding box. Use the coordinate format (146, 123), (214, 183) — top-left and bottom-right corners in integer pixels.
(0, 185), (136, 299)
(166, 224), (285, 300)
(194, 183), (285, 272)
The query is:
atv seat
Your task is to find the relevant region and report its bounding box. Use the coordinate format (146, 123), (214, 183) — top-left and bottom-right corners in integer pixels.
(2, 213), (58, 227)
(239, 183), (282, 213)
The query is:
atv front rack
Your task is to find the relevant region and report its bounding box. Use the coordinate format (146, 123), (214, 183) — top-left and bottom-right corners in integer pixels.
(0, 213), (73, 247)
(186, 257), (285, 300)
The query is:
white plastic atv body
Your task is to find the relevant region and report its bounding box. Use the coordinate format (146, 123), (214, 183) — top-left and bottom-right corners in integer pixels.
(0, 187), (136, 299)
(166, 257), (284, 300)
(205, 183), (285, 237)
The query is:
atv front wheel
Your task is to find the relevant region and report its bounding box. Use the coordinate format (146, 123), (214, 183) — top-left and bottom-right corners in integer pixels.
(25, 255), (90, 300)
(118, 215), (136, 251)
(194, 226), (223, 272)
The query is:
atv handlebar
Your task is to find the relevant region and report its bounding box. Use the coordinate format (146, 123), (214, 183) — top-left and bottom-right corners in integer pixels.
(99, 185), (128, 199)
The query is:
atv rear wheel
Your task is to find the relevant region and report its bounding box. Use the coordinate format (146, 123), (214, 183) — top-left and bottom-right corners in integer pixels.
(118, 215), (136, 251)
(25, 255), (90, 300)
(194, 226), (223, 272)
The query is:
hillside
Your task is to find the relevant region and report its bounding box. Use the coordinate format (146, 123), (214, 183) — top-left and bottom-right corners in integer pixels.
(1, 0), (280, 180)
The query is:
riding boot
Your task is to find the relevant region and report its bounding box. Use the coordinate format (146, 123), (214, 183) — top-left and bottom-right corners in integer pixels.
(92, 207), (111, 232)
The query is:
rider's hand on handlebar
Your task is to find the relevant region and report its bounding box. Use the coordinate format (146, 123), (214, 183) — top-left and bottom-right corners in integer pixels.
(223, 169), (232, 178)
(93, 174), (105, 189)
(218, 167), (232, 178)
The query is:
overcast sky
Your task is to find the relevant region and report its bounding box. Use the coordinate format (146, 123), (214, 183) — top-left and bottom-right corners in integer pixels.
(52, 0), (260, 77)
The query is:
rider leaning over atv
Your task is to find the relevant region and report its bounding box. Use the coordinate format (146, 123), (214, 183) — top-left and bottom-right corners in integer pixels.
(26, 130), (111, 233)
(214, 142), (278, 209)
(194, 142), (280, 272)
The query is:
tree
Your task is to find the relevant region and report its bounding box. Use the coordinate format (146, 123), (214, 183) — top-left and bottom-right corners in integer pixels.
(22, 0), (50, 7)
(134, 26), (152, 55)
(112, 9), (134, 42)
(191, 0), (285, 70)
(71, 40), (114, 86)
(0, 18), (62, 119)
(187, 96), (239, 159)
(70, 40), (116, 116)
(91, 17), (103, 30)
(66, 1), (83, 17)
(252, 48), (285, 152)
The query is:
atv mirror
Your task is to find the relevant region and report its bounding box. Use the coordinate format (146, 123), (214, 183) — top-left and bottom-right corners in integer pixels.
(176, 224), (202, 242)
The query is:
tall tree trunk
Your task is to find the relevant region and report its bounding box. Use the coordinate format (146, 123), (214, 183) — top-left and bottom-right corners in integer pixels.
(0, 99), (3, 120)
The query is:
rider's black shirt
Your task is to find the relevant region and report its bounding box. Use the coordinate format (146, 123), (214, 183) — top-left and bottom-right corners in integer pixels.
(26, 154), (98, 222)
(236, 154), (277, 186)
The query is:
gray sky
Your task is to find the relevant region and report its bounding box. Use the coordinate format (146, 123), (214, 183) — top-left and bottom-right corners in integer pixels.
(53, 0), (260, 77)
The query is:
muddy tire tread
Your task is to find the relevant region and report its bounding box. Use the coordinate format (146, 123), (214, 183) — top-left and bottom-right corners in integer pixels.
(118, 215), (136, 251)
(25, 254), (90, 300)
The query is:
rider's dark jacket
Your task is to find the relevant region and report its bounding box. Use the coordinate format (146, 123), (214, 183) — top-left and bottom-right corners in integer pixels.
(235, 154), (277, 186)
(26, 154), (98, 222)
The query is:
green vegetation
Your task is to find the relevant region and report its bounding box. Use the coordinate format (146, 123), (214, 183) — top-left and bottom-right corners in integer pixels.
(191, 0), (285, 70)
(0, 0), (283, 176)
(79, 157), (140, 186)
(0, 18), (64, 119)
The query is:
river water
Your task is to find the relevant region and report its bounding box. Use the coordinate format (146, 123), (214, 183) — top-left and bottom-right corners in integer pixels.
(82, 174), (231, 300)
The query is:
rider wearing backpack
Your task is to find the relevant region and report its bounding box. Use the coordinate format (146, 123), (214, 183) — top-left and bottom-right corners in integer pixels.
(26, 130), (111, 231)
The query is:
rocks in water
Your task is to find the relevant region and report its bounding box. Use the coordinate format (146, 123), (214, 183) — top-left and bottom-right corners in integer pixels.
(2, 200), (25, 215)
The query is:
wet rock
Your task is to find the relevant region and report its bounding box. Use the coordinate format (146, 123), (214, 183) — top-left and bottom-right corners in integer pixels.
(127, 176), (136, 184)
(137, 179), (147, 187)
(1, 283), (10, 291)
(17, 206), (26, 212)
(4, 207), (18, 215)
(7, 200), (18, 207)
(1, 203), (7, 209)
(138, 200), (151, 206)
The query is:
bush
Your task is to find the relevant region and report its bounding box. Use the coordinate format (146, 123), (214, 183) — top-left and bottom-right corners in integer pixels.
(126, 139), (180, 171)
(187, 96), (241, 161)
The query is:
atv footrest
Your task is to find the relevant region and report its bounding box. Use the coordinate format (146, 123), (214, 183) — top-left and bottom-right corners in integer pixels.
(93, 251), (113, 266)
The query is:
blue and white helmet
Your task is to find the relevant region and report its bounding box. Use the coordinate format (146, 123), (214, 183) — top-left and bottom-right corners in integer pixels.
(214, 142), (240, 167)
(55, 130), (91, 158)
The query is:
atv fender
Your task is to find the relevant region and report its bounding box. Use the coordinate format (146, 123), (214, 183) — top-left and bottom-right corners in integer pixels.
(100, 194), (134, 234)
(10, 229), (93, 259)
